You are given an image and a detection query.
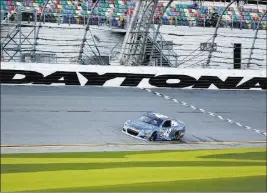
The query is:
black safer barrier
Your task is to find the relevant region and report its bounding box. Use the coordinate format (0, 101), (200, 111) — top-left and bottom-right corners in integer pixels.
(0, 69), (266, 90)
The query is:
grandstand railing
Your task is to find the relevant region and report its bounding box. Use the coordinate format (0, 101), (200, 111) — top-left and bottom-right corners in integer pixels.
(152, 17), (266, 30)
(3, 5), (264, 31)
(23, 13), (267, 31)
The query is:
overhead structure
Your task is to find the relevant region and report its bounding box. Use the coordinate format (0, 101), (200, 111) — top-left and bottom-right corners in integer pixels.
(1, 7), (39, 63)
(119, 0), (158, 66)
(77, 0), (105, 65)
(149, 0), (174, 62)
(119, 0), (179, 67)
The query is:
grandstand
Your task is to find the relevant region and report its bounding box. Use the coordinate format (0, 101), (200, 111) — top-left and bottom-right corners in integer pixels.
(1, 0), (266, 69)
(1, 0), (266, 29)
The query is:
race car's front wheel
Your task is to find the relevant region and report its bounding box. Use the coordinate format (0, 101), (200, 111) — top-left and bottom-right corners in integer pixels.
(173, 131), (181, 140)
(149, 132), (157, 141)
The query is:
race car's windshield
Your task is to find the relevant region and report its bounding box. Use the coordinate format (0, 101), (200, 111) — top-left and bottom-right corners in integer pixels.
(138, 115), (162, 127)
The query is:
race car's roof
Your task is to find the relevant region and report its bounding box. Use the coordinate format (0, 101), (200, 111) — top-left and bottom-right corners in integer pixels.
(145, 112), (170, 121)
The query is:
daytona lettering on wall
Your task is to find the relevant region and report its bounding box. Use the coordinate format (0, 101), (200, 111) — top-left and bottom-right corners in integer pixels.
(0, 69), (266, 90)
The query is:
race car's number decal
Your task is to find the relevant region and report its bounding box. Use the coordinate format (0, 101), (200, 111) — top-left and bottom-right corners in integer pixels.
(165, 128), (172, 134)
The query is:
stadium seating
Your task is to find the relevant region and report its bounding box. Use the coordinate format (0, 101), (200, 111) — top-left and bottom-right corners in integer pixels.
(1, 0), (266, 30)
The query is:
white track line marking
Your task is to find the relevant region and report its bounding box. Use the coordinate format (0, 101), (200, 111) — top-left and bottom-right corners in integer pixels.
(217, 116), (224, 120)
(235, 122), (242, 127)
(199, 108), (205, 112)
(253, 129), (261, 133)
(141, 88), (266, 137)
(226, 119), (234, 123)
(190, 105), (197, 109)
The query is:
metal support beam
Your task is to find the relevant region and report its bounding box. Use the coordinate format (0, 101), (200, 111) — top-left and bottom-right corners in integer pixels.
(247, 10), (267, 68)
(206, 0), (237, 67)
(149, 0), (173, 61)
(32, 0), (49, 57)
(130, 0), (154, 55)
(119, 0), (142, 65)
(123, 0), (160, 66)
(77, 0), (101, 63)
(122, 0), (152, 65)
(17, 7), (22, 62)
(137, 0), (159, 64)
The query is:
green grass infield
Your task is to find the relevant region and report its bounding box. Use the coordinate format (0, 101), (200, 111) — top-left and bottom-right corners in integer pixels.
(1, 147), (266, 192)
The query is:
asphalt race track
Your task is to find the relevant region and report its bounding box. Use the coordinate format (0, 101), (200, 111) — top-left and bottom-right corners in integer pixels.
(1, 85), (266, 153)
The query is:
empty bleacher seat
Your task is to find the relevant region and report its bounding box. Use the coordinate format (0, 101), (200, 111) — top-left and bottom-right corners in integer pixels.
(1, 0), (266, 29)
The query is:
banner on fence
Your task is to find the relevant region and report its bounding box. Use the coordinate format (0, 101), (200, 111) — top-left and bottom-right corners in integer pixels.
(1, 62), (266, 90)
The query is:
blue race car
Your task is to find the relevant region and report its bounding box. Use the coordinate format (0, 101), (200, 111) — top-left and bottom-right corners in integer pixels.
(122, 112), (185, 141)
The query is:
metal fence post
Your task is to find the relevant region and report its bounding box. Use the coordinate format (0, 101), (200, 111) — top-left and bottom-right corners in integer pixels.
(77, 0), (100, 62)
(206, 0), (237, 67)
(247, 10), (267, 69)
(33, 0), (49, 59)
(17, 7), (22, 62)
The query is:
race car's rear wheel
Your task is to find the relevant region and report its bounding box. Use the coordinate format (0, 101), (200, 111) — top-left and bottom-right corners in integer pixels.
(149, 132), (157, 141)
